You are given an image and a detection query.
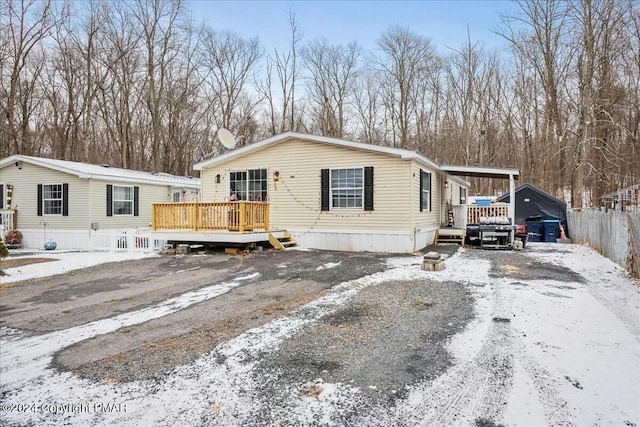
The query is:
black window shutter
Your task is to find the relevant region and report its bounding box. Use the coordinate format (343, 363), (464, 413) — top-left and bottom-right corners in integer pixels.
(429, 173), (432, 212)
(364, 166), (374, 211)
(62, 183), (69, 216)
(321, 169), (329, 211)
(106, 184), (113, 216)
(133, 186), (139, 216)
(419, 170), (424, 212)
(37, 184), (43, 216)
(0, 184), (3, 209)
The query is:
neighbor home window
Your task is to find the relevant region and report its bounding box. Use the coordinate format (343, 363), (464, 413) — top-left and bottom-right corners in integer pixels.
(420, 170), (431, 211)
(113, 185), (134, 215)
(37, 183), (68, 216)
(330, 167), (363, 209)
(172, 191), (182, 203)
(43, 184), (63, 215)
(229, 169), (268, 201)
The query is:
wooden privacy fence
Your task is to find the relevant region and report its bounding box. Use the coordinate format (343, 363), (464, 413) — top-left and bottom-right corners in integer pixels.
(152, 202), (270, 233)
(567, 210), (640, 278)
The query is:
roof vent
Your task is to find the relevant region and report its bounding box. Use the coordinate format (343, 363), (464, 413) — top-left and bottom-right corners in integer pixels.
(99, 164), (110, 168)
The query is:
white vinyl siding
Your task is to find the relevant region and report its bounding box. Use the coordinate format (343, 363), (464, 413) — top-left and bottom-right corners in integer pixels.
(113, 185), (134, 215)
(43, 184), (63, 215)
(330, 167), (363, 209)
(0, 163), (88, 230)
(413, 160), (441, 229)
(201, 138), (412, 232)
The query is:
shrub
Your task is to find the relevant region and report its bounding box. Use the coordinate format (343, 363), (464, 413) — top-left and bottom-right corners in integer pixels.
(5, 230), (22, 245)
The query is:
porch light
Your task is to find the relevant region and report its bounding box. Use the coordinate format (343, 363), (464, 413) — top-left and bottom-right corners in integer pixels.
(445, 181), (449, 189)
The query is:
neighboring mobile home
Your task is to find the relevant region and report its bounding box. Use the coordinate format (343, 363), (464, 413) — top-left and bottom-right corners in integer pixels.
(184, 132), (517, 253)
(0, 155), (199, 249)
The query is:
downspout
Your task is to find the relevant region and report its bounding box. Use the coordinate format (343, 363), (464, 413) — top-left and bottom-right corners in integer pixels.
(88, 178), (93, 229)
(410, 160), (416, 252)
(509, 173), (515, 244)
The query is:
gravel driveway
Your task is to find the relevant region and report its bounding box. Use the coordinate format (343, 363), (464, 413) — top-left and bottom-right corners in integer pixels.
(1, 244), (638, 427)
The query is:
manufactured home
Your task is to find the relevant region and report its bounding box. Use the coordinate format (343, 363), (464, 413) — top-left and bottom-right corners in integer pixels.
(152, 132), (519, 253)
(0, 155), (199, 249)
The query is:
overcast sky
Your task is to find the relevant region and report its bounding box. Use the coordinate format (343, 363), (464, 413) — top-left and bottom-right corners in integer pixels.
(186, 0), (522, 54)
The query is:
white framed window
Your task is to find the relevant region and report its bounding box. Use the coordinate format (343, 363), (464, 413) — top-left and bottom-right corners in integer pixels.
(420, 170), (431, 211)
(330, 167), (364, 209)
(460, 187), (467, 205)
(43, 184), (63, 215)
(229, 169), (268, 201)
(172, 191), (182, 203)
(113, 185), (134, 215)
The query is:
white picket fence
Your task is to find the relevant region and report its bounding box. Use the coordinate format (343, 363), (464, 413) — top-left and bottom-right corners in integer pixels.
(90, 229), (167, 253)
(18, 228), (165, 252)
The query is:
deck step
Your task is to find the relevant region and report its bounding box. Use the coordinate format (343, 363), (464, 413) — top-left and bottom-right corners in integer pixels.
(268, 232), (298, 250)
(435, 229), (465, 245)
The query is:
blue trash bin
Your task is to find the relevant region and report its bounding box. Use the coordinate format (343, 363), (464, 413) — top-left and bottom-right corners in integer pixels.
(542, 219), (560, 242)
(526, 221), (544, 242)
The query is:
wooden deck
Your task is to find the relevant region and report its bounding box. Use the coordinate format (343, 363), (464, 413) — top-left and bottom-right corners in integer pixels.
(153, 202), (269, 233)
(152, 202), (296, 248)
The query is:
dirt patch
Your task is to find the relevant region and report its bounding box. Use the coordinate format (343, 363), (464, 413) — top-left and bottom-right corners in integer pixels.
(0, 257), (57, 270)
(467, 249), (585, 283)
(256, 278), (475, 408)
(66, 289), (328, 383)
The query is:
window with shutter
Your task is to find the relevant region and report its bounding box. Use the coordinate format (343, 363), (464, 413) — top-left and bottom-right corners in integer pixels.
(420, 170), (431, 212)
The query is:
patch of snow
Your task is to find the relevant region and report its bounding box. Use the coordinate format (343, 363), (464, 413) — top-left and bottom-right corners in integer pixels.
(316, 261), (341, 271)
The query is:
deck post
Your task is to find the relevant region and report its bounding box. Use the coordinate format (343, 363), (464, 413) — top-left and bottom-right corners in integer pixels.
(239, 202), (246, 233)
(264, 203), (270, 230)
(509, 174), (515, 223)
(152, 205), (157, 231)
(194, 203), (199, 231)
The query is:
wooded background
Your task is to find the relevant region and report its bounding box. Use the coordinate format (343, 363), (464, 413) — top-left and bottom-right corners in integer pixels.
(1, 0), (638, 207)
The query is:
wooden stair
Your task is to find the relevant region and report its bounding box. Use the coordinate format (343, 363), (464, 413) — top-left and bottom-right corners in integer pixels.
(435, 228), (465, 244)
(268, 231), (298, 250)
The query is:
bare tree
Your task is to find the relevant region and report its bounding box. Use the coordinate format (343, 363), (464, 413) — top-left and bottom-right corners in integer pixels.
(0, 0), (65, 156)
(302, 39), (362, 138)
(258, 9), (303, 135)
(200, 28), (262, 139)
(373, 26), (436, 147)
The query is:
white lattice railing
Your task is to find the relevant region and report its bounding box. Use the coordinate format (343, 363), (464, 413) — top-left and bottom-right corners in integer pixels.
(90, 229), (166, 253)
(0, 209), (16, 231)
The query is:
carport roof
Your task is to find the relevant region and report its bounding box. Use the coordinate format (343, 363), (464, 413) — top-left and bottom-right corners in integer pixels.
(440, 164), (520, 179)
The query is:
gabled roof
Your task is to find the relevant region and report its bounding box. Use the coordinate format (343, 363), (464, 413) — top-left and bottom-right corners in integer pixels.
(495, 183), (566, 206)
(194, 131), (441, 171)
(0, 155), (200, 189)
(193, 131), (476, 186)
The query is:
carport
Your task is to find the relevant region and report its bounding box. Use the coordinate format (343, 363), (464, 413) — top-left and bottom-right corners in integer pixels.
(440, 165), (520, 223)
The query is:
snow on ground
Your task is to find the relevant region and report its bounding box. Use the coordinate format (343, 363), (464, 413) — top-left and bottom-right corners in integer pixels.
(315, 261), (341, 271)
(0, 244), (638, 426)
(1, 251), (158, 284)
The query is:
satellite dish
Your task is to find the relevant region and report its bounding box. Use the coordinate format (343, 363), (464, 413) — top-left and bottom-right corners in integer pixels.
(217, 128), (237, 149)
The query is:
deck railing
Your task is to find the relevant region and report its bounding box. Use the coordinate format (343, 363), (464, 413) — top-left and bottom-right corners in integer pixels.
(467, 203), (510, 224)
(0, 209), (16, 231)
(452, 203), (511, 228)
(152, 202), (270, 233)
